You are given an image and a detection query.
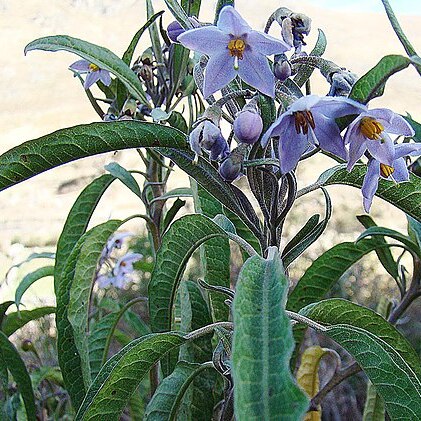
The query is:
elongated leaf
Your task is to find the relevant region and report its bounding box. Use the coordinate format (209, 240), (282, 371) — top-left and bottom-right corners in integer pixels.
(2, 307), (55, 337)
(192, 182), (231, 322)
(68, 220), (122, 387)
(300, 299), (421, 381)
(163, 198), (187, 231)
(357, 215), (398, 279)
(349, 55), (410, 104)
(105, 162), (141, 198)
(164, 0), (194, 29)
(149, 214), (230, 334)
(0, 301), (15, 326)
(55, 174), (115, 285)
(232, 249), (308, 420)
(75, 333), (185, 420)
(149, 187), (192, 204)
(15, 266), (54, 309)
(287, 239), (391, 313)
(181, 0), (201, 16)
(0, 331), (36, 420)
(319, 164), (421, 223)
(25, 35), (148, 103)
(363, 382), (385, 421)
(0, 121), (187, 192)
(144, 361), (213, 420)
(356, 226), (421, 258)
(168, 43), (190, 104)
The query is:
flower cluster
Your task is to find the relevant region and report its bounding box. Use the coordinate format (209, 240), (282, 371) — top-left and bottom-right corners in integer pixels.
(96, 232), (142, 289)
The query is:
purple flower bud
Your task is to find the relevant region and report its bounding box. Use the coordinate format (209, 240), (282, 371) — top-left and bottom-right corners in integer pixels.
(219, 154), (243, 182)
(167, 21), (185, 43)
(274, 59), (292, 82)
(233, 110), (263, 145)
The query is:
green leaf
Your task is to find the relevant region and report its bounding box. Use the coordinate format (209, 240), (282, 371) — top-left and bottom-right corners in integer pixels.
(75, 333), (185, 421)
(104, 162), (141, 198)
(163, 198), (187, 231)
(349, 55), (410, 104)
(357, 215), (399, 279)
(0, 301), (15, 326)
(300, 299), (421, 381)
(15, 266), (54, 309)
(232, 249), (308, 421)
(403, 113), (421, 143)
(293, 28), (327, 87)
(0, 331), (36, 421)
(2, 307), (55, 337)
(407, 215), (421, 249)
(181, 0), (201, 16)
(0, 121), (187, 192)
(356, 226), (421, 259)
(149, 214), (229, 375)
(149, 187), (193, 205)
(320, 164), (421, 223)
(25, 35), (148, 104)
(168, 43), (190, 105)
(192, 182), (231, 322)
(30, 367), (63, 389)
(164, 0), (195, 29)
(144, 361), (214, 420)
(68, 220), (123, 387)
(363, 381), (385, 421)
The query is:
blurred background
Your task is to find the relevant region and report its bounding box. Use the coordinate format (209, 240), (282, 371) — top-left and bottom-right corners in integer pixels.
(1, 0), (420, 338)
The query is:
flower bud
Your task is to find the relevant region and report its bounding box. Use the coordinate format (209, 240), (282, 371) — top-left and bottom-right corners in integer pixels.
(21, 339), (34, 352)
(274, 58), (292, 82)
(233, 110), (263, 145)
(167, 21), (185, 43)
(219, 152), (243, 182)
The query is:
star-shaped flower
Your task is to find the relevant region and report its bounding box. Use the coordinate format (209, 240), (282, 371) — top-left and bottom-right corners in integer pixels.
(261, 95), (366, 173)
(69, 59), (111, 90)
(178, 6), (290, 98)
(362, 142), (421, 212)
(345, 108), (415, 171)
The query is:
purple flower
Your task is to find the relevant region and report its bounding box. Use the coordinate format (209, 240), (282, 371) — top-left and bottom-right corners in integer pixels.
(69, 59), (111, 90)
(345, 108), (415, 171)
(97, 252), (142, 289)
(178, 6), (290, 98)
(100, 232), (133, 263)
(167, 21), (185, 42)
(261, 95), (366, 174)
(362, 143), (421, 212)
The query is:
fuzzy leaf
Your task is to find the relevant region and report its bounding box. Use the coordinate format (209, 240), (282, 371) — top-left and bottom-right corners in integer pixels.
(2, 307), (55, 337)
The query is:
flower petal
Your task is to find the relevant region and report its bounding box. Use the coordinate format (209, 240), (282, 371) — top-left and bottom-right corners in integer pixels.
(69, 59), (90, 72)
(238, 52), (275, 97)
(203, 52), (236, 97)
(366, 133), (394, 166)
(312, 96), (366, 119)
(288, 95), (321, 113)
(217, 6), (251, 36)
(278, 118), (308, 173)
(178, 27), (230, 55)
(98, 70), (111, 86)
(362, 159), (380, 212)
(391, 157), (409, 182)
(368, 108), (415, 136)
(84, 71), (100, 89)
(394, 142), (421, 159)
(247, 30), (290, 55)
(313, 113), (347, 160)
(347, 133), (367, 171)
(261, 113), (288, 148)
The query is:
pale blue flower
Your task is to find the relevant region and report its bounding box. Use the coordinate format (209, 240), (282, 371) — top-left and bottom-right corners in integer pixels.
(345, 108), (415, 171)
(178, 6), (290, 98)
(100, 232), (133, 263)
(261, 95), (366, 173)
(69, 59), (111, 90)
(362, 143), (421, 212)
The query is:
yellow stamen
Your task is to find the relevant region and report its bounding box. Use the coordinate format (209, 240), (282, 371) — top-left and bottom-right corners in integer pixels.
(380, 163), (394, 178)
(293, 110), (316, 135)
(359, 117), (384, 140)
(228, 39), (246, 62)
(89, 63), (100, 72)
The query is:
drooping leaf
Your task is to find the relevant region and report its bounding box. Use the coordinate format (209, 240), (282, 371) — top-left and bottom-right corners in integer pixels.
(68, 220), (123, 387)
(14, 266), (55, 309)
(232, 248), (308, 421)
(349, 55), (410, 104)
(25, 35), (148, 103)
(0, 331), (36, 421)
(75, 333), (185, 420)
(164, 0), (195, 29)
(163, 198), (187, 231)
(300, 299), (421, 382)
(0, 121), (187, 192)
(144, 361), (214, 420)
(407, 215), (421, 249)
(2, 307), (55, 337)
(319, 164), (421, 223)
(0, 301), (15, 327)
